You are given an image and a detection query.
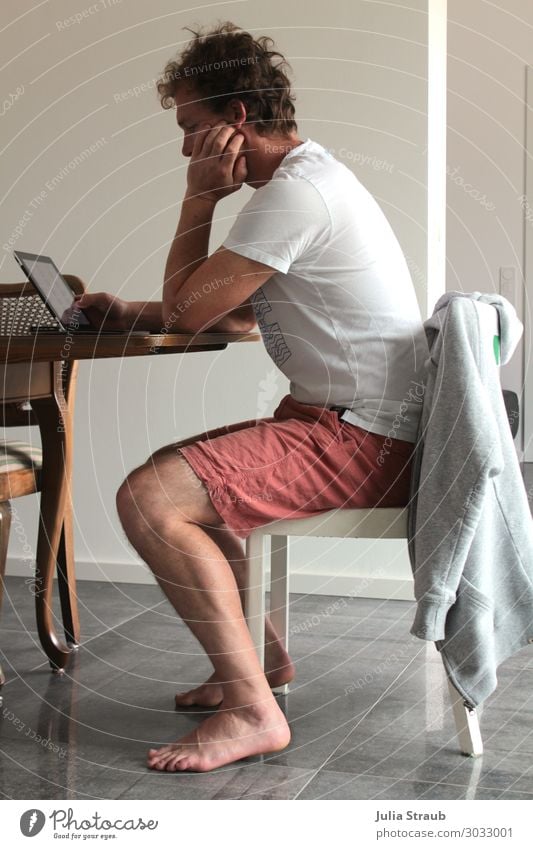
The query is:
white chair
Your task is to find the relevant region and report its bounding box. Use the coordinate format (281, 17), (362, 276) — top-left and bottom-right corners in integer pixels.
(243, 301), (502, 759)
(244, 509), (483, 758)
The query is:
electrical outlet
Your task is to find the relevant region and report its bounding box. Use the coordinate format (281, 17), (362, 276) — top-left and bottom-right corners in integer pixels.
(499, 266), (516, 305)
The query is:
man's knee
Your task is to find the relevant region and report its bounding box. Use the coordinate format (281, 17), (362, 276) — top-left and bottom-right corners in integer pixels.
(116, 465), (178, 543)
(116, 465), (149, 531)
(116, 456), (220, 534)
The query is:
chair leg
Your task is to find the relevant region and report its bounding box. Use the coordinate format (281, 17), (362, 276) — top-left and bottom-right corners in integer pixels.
(244, 530), (267, 668)
(269, 534), (290, 695)
(0, 501), (12, 691)
(447, 678), (483, 757)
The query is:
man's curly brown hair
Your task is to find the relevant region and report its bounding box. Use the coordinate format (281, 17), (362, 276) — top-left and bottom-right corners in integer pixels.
(156, 22), (297, 136)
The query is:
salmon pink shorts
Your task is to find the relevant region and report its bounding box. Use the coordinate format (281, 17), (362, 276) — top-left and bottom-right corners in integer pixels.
(178, 394), (415, 539)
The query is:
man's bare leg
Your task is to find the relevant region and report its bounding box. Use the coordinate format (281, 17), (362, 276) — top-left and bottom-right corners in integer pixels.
(175, 524), (295, 707)
(149, 434), (295, 708)
(116, 454), (290, 772)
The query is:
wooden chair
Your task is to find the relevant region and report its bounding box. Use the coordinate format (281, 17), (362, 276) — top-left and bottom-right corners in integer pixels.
(243, 302), (503, 760)
(0, 276), (84, 694)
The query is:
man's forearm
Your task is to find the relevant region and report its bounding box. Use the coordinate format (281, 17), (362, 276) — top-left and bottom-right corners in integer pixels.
(125, 299), (256, 333)
(205, 299), (257, 332)
(163, 193), (216, 308)
(219, 299), (256, 326)
(126, 300), (164, 331)
(161, 194), (257, 332)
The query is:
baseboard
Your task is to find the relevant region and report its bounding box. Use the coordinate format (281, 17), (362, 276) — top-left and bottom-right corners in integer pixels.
(286, 571), (415, 601)
(5, 556), (415, 601)
(5, 557), (156, 586)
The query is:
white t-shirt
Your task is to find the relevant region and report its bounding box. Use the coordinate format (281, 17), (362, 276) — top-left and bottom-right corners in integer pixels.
(222, 138), (429, 442)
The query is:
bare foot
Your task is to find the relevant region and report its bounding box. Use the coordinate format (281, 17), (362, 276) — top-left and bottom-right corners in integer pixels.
(148, 695), (291, 772)
(175, 643), (295, 708)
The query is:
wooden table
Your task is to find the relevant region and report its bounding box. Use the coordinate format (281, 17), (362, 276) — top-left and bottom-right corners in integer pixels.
(0, 327), (260, 672)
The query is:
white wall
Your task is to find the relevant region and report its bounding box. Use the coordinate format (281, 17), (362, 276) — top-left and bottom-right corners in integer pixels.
(1, 0), (430, 597)
(446, 0), (533, 458)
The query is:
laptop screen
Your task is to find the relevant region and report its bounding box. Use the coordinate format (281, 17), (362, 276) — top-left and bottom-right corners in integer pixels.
(14, 252), (92, 327)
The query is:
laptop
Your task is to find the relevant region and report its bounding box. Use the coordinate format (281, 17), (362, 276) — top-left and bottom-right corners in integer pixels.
(13, 251), (146, 335)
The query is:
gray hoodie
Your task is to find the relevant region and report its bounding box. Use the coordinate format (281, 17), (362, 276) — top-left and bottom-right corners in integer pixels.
(407, 291), (533, 707)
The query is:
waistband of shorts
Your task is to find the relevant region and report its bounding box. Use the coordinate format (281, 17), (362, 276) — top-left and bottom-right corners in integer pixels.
(275, 395), (384, 430)
(276, 394), (379, 424)
(273, 395), (415, 452)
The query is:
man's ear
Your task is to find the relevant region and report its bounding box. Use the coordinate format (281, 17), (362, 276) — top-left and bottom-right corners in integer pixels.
(225, 98), (247, 129)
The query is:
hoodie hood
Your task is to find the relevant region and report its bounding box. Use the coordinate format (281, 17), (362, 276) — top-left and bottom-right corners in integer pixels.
(428, 291), (523, 365)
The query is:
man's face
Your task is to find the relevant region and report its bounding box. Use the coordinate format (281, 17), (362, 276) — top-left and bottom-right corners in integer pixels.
(174, 86), (225, 158)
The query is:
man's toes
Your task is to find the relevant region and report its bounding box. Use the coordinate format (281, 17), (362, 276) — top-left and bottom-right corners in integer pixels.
(152, 756), (174, 771)
(147, 747), (177, 769)
(156, 749), (179, 767)
(174, 757), (193, 771)
(147, 743), (197, 772)
(148, 744), (172, 758)
(175, 687), (222, 708)
(165, 752), (187, 771)
(175, 686), (206, 704)
(170, 753), (196, 771)
(175, 687), (196, 700)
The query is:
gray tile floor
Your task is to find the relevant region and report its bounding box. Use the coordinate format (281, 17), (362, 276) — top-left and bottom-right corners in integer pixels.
(1, 466), (532, 800)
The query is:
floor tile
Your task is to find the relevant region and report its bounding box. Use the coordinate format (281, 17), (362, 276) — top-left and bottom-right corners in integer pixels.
(296, 769), (469, 800)
(120, 763), (312, 800)
(326, 726), (533, 795)
(0, 737), (139, 800)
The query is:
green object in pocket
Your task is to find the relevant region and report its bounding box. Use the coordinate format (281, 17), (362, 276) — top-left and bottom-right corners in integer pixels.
(493, 334), (500, 365)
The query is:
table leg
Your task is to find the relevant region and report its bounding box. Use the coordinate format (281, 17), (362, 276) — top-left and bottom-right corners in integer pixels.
(0, 500), (12, 691)
(56, 506), (80, 647)
(31, 365), (75, 672)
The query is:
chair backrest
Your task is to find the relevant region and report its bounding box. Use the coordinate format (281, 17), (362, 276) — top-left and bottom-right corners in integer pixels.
(0, 274), (85, 427)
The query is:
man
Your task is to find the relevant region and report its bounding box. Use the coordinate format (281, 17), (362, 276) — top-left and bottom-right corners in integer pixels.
(76, 22), (429, 772)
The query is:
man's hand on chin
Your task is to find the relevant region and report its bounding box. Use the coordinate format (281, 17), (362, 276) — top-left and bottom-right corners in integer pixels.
(186, 121), (248, 204)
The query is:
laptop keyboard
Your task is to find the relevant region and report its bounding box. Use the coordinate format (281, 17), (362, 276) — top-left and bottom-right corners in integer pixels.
(0, 294), (59, 335)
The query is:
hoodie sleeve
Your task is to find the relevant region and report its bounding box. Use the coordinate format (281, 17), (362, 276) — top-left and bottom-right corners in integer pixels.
(410, 299), (505, 641)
